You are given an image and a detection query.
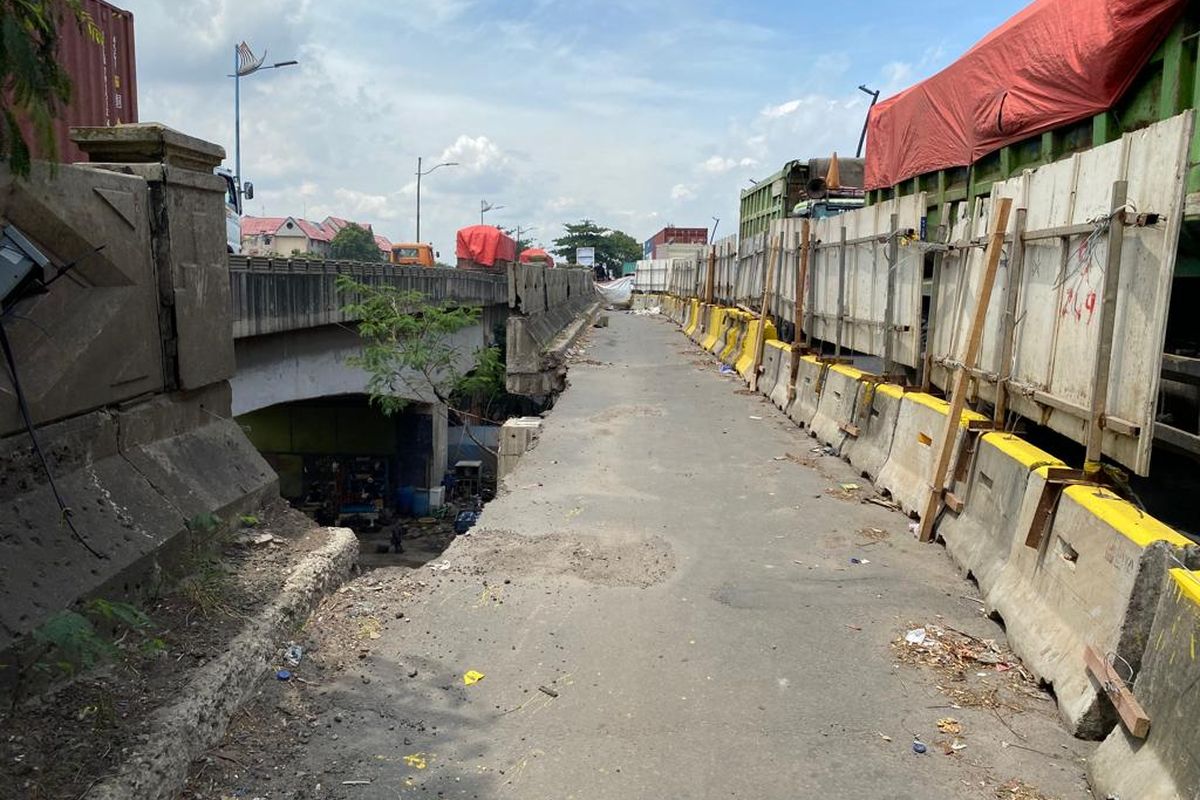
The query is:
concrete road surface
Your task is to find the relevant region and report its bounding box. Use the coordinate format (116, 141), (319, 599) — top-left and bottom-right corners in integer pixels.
(188, 312), (1095, 799)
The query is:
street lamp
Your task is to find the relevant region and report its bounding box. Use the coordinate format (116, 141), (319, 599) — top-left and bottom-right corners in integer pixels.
(415, 157), (458, 242)
(480, 200), (504, 224)
(232, 41), (298, 207)
(856, 83), (881, 158)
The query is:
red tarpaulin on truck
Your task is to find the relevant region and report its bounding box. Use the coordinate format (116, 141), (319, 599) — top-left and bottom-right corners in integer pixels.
(863, 0), (1186, 190)
(519, 247), (554, 266)
(455, 225), (516, 267)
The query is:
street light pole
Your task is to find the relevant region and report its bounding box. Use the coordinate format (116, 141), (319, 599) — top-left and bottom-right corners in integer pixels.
(480, 200), (504, 224)
(414, 157), (458, 242)
(856, 84), (881, 159)
(232, 42), (298, 205)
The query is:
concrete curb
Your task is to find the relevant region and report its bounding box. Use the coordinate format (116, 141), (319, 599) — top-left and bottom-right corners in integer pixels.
(84, 527), (359, 800)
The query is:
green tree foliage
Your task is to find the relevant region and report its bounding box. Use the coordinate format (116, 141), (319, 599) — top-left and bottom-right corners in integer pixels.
(331, 222), (383, 262)
(337, 275), (482, 415)
(551, 219), (642, 272)
(0, 0), (99, 175)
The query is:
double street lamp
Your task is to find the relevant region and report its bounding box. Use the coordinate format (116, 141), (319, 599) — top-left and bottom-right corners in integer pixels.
(480, 199), (504, 224)
(232, 41), (298, 205)
(415, 157), (458, 242)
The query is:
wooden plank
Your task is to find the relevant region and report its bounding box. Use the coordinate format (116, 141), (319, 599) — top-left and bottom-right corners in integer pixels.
(919, 197), (1013, 541)
(1085, 180), (1129, 469)
(994, 207), (1027, 426)
(921, 206), (951, 391)
(943, 491), (964, 514)
(1155, 421), (1200, 457)
(839, 422), (861, 438)
(835, 226), (847, 360)
(1084, 645), (1151, 738)
(883, 212), (899, 374)
(700, 247), (710, 307)
(749, 232), (782, 392)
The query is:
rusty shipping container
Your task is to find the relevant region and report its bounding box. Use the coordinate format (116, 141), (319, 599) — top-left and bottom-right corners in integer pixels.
(19, 0), (138, 165)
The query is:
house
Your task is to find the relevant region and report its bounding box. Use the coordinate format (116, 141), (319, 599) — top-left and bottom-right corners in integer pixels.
(241, 215), (392, 258)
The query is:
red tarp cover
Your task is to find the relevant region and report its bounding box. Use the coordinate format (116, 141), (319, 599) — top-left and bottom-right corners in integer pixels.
(864, 0), (1186, 190)
(455, 225), (516, 267)
(519, 247), (554, 266)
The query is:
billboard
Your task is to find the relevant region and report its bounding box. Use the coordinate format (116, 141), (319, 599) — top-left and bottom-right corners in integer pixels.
(576, 246), (596, 267)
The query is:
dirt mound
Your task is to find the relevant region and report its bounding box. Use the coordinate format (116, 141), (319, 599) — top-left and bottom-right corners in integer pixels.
(458, 529), (675, 588)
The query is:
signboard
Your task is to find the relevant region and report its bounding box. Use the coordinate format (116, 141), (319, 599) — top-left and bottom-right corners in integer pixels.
(576, 246), (596, 267)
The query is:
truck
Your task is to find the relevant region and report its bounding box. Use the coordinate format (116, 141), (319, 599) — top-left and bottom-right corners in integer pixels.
(455, 225), (516, 271)
(389, 243), (436, 267)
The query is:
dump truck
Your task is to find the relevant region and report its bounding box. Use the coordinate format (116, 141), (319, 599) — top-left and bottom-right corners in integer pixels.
(455, 225), (516, 270)
(389, 243), (436, 267)
(519, 247), (555, 268)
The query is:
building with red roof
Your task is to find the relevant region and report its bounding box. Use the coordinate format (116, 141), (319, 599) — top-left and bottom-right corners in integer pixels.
(241, 215), (391, 258)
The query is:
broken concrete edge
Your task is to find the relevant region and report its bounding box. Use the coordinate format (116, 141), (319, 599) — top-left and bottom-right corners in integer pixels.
(506, 300), (602, 397)
(84, 527), (359, 800)
(665, 297), (1198, 742)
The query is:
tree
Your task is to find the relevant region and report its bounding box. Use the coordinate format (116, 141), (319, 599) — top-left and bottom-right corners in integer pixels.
(1, 1), (100, 175)
(336, 275), (505, 454)
(331, 223), (383, 262)
(551, 219), (642, 274)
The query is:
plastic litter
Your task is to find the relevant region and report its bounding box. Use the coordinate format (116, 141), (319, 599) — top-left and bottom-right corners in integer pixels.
(276, 669), (292, 681)
(904, 628), (928, 646)
(463, 669), (485, 685)
(849, 557), (871, 565)
(912, 740), (927, 754)
(284, 643), (303, 667)
(718, 364), (737, 375)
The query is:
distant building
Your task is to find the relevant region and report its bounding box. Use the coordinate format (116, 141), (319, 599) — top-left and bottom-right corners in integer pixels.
(241, 215), (391, 258)
(738, 157), (866, 240)
(643, 226), (707, 259)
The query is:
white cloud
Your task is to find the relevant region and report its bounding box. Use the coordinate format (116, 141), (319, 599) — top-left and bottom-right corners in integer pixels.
(439, 134), (509, 173)
(701, 156), (736, 173)
(670, 183), (696, 201)
(762, 99), (803, 119)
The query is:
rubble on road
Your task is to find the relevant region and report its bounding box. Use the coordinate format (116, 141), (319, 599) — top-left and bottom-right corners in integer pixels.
(891, 622), (1048, 709)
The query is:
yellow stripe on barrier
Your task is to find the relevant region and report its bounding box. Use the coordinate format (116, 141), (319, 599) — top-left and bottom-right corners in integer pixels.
(904, 392), (987, 426)
(981, 433), (1064, 471)
(1170, 568), (1200, 610)
(875, 382), (904, 400)
(700, 308), (727, 351)
(1064, 484), (1193, 549)
(765, 339), (790, 352)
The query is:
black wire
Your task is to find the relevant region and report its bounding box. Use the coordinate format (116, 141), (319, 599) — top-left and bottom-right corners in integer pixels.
(0, 319), (105, 559)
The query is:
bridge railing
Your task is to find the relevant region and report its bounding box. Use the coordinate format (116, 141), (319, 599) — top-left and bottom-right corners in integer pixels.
(229, 255), (508, 339)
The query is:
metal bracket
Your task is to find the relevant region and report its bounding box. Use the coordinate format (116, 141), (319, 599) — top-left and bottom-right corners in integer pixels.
(1024, 467), (1098, 550)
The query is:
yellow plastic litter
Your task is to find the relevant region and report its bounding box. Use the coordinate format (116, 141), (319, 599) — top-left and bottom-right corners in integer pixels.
(403, 753), (428, 770)
(463, 669), (485, 685)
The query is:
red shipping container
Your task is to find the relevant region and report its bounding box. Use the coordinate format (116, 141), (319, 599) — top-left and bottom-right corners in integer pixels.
(18, 0), (138, 165)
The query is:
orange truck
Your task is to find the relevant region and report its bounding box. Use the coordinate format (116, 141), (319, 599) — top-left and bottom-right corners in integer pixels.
(455, 225), (516, 270)
(389, 243), (436, 267)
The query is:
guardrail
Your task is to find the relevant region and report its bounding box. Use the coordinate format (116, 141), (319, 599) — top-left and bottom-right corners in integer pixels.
(229, 255), (508, 339)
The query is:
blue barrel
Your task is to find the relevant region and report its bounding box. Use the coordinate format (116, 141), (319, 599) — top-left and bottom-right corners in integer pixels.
(395, 486), (415, 515)
(412, 489), (430, 517)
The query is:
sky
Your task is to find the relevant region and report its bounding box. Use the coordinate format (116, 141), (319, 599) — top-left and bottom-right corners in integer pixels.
(120, 0), (1030, 258)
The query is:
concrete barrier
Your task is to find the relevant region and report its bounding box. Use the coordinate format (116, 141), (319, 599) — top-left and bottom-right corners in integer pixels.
(735, 317), (778, 381)
(690, 304), (713, 344)
(1090, 568), (1200, 798)
(808, 364), (864, 451)
(841, 382), (902, 481)
(718, 310), (749, 365)
(979, 482), (1196, 737)
(683, 299), (702, 336)
(939, 433), (1063, 596)
(704, 308), (734, 355)
(874, 393), (987, 518)
(757, 340), (789, 401)
(786, 356), (824, 429)
(768, 347), (795, 411)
